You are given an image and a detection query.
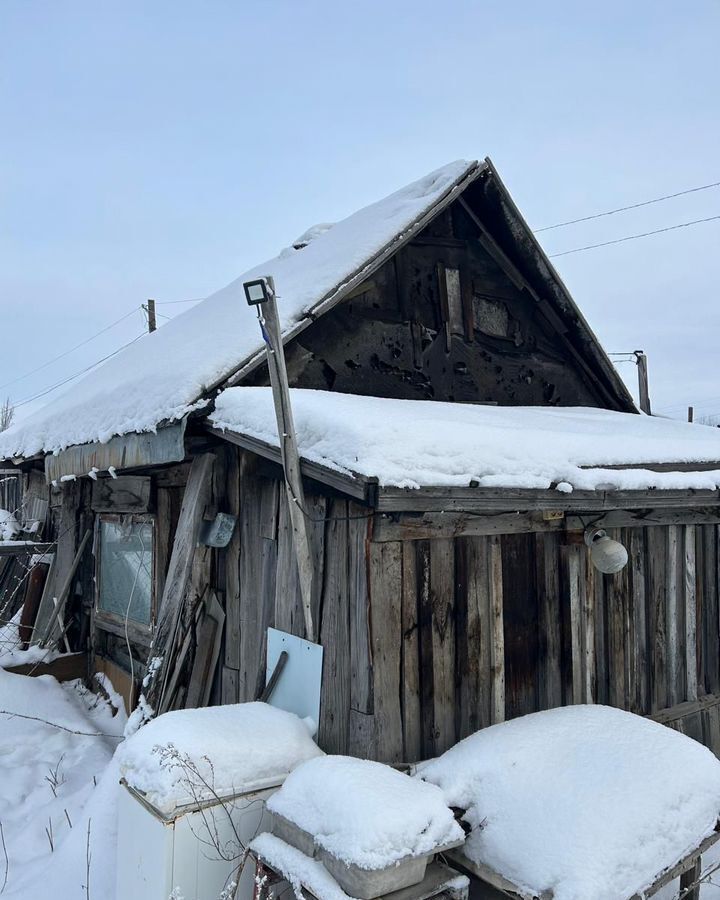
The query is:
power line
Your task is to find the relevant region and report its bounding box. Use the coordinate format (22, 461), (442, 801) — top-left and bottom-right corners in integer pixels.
(0, 306), (143, 392)
(535, 180), (720, 232)
(14, 332), (146, 408)
(548, 215), (720, 258)
(155, 298), (203, 305)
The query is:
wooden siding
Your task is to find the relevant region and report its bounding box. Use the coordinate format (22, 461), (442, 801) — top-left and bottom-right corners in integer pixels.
(384, 525), (720, 762)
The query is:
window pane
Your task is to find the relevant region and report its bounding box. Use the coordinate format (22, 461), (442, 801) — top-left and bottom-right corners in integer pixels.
(98, 520), (154, 626)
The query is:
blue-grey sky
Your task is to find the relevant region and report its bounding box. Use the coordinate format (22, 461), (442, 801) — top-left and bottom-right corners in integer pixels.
(2, 1), (719, 422)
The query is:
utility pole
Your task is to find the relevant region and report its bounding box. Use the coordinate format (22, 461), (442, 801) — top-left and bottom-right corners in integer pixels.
(244, 276), (316, 642)
(688, 406), (694, 423)
(146, 299), (157, 333)
(634, 351), (651, 415)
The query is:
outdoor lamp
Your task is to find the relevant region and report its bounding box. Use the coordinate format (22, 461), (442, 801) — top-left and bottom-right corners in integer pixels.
(584, 527), (628, 574)
(243, 276), (275, 306)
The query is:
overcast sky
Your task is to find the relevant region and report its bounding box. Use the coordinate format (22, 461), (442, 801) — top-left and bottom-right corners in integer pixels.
(1, 1), (719, 424)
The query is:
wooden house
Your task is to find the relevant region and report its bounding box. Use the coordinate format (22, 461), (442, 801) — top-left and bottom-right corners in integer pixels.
(3, 157), (720, 764)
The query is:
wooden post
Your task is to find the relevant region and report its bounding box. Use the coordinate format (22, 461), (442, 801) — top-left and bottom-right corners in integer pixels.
(146, 299), (157, 333)
(688, 406), (694, 423)
(634, 351), (651, 415)
(253, 279), (316, 642)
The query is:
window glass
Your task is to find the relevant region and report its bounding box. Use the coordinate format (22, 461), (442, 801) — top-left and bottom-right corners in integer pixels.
(98, 519), (154, 626)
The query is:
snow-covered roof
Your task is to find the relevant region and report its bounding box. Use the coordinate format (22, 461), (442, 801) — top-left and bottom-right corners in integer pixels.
(210, 387), (720, 491)
(417, 705), (720, 900)
(0, 160), (479, 460)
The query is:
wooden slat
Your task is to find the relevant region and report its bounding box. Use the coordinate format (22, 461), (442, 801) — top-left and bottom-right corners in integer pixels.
(457, 537), (492, 736)
(666, 525), (682, 706)
(582, 547), (595, 704)
(375, 508), (720, 542)
(704, 525), (720, 693)
(647, 526), (667, 712)
(489, 535), (505, 724)
(592, 553), (609, 705)
(90, 475), (150, 512)
(369, 542), (403, 763)
(376, 487), (720, 514)
(685, 525), (698, 702)
(144, 453), (215, 711)
(318, 508), (350, 754)
(223, 449), (241, 671)
(401, 541), (422, 762)
(535, 533), (562, 710)
(429, 538), (456, 755)
(629, 529), (649, 713)
(349, 511), (372, 715)
(607, 530), (628, 710)
(565, 545), (584, 704)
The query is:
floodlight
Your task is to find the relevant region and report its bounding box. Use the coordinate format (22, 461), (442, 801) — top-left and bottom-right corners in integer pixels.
(243, 277), (275, 306)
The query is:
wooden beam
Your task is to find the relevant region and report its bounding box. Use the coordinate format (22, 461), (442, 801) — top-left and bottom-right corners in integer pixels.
(0, 542), (53, 556)
(649, 692), (720, 725)
(144, 453), (215, 713)
(206, 427), (372, 502)
(376, 487), (720, 514)
(374, 507), (720, 541)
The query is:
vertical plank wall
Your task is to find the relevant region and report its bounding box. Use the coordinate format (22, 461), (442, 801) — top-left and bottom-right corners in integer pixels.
(384, 525), (720, 763)
(218, 450), (720, 762)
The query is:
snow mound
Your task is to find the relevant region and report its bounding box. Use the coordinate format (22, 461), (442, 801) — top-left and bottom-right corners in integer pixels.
(267, 755), (464, 870)
(0, 508), (20, 540)
(118, 701), (322, 814)
(416, 705), (720, 900)
(0, 160), (474, 459)
(211, 388), (720, 490)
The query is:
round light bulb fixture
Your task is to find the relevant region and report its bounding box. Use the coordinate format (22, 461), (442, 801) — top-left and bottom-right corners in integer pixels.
(584, 527), (628, 575)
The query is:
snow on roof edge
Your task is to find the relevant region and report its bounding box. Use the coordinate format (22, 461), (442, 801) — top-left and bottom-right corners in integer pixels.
(210, 388), (720, 493)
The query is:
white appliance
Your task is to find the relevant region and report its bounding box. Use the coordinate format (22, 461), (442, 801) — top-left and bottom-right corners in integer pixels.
(116, 775), (282, 900)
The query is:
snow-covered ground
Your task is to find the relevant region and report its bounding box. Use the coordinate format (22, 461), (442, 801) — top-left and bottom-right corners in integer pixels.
(0, 668), (126, 899)
(1, 673), (720, 899)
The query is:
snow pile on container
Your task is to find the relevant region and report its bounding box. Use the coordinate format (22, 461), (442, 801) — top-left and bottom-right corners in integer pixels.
(417, 705), (720, 900)
(211, 387), (720, 491)
(267, 755), (464, 870)
(118, 701), (322, 814)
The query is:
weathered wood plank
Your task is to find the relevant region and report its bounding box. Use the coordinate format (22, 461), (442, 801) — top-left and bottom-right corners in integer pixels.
(489, 535), (505, 724)
(401, 541), (422, 762)
(666, 525), (682, 706)
(704, 526), (720, 694)
(429, 538), (456, 754)
(369, 542), (403, 763)
(224, 449), (241, 670)
(564, 544), (584, 704)
(318, 508), (350, 754)
(376, 487), (720, 514)
(582, 547), (595, 704)
(91, 475), (150, 513)
(685, 525), (698, 702)
(535, 533), (562, 710)
(647, 526), (667, 712)
(375, 507), (720, 543)
(607, 530), (628, 710)
(349, 511), (372, 715)
(629, 529), (649, 713)
(144, 453), (215, 711)
(457, 537), (491, 737)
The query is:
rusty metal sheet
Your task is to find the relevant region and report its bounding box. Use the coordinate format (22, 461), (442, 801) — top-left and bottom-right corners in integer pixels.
(44, 418), (187, 483)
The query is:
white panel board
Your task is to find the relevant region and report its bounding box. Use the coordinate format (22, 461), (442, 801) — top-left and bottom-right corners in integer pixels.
(266, 627), (323, 730)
